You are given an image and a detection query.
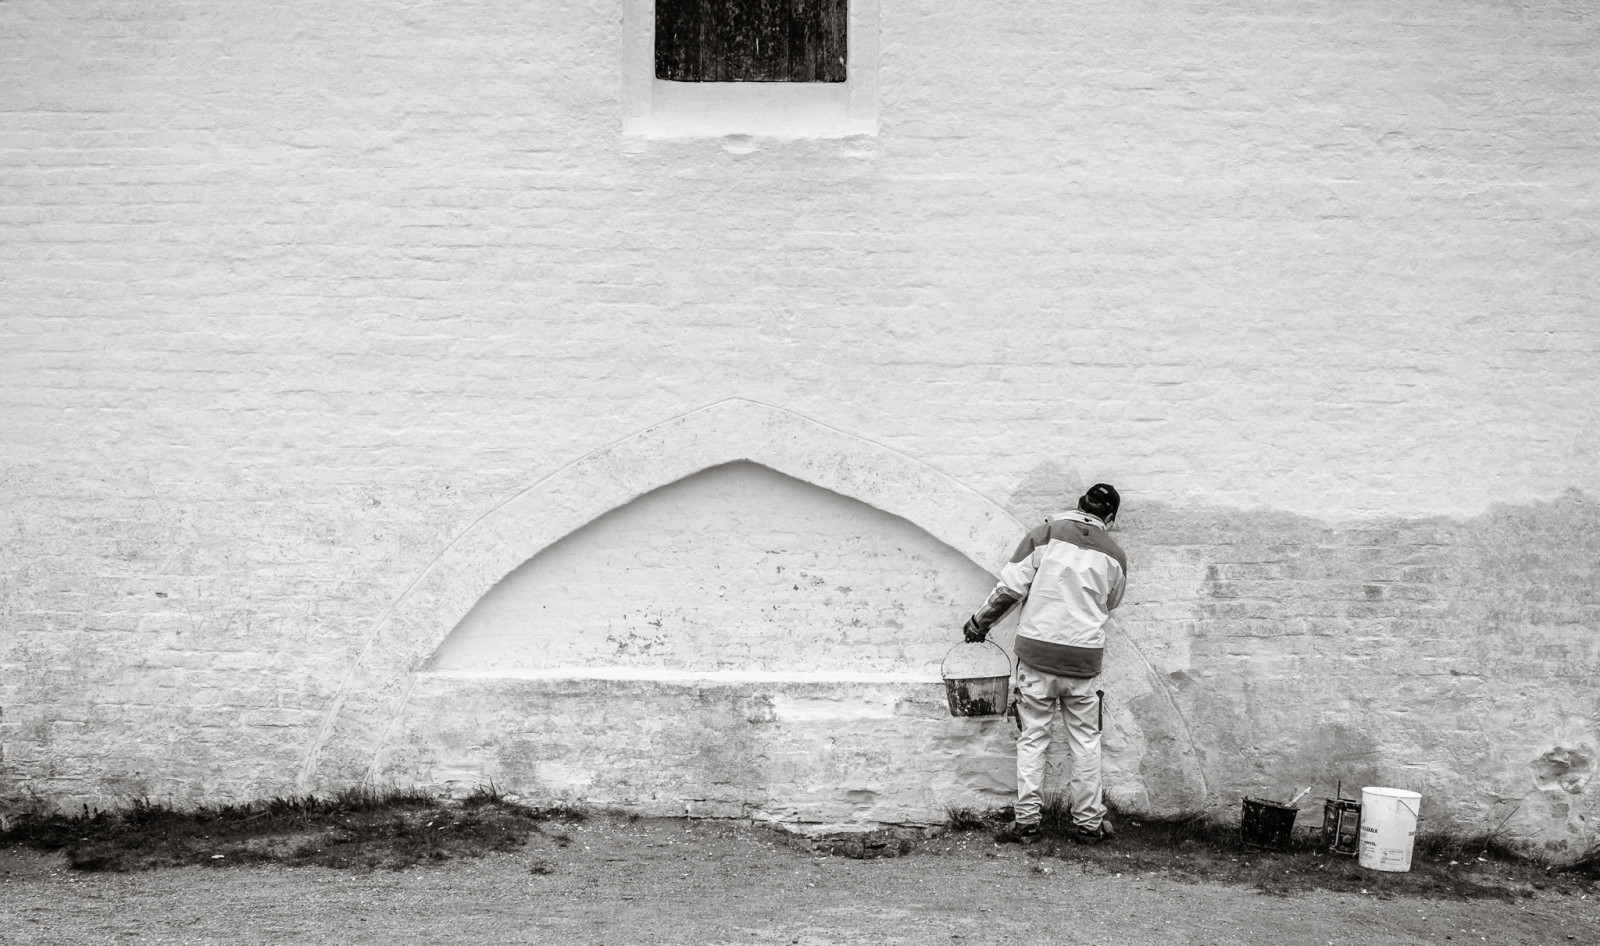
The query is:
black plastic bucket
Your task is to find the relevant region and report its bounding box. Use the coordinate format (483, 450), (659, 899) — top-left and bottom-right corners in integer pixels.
(1240, 796), (1299, 851)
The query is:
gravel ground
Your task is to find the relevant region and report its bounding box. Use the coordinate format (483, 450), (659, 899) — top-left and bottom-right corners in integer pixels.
(3, 816), (1595, 946)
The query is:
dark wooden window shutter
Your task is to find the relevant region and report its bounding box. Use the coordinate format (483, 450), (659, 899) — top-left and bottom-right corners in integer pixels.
(656, 0), (847, 83)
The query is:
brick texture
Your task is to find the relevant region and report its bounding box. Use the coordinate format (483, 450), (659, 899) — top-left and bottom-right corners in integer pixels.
(2, 0), (1598, 856)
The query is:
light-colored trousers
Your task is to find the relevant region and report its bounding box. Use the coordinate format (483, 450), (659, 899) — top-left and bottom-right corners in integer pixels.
(1013, 661), (1105, 829)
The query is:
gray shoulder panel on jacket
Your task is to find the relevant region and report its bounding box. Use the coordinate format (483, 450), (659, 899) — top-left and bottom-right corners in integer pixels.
(1047, 519), (1128, 572)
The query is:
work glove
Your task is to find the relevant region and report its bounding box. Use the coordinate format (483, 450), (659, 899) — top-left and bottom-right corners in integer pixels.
(961, 616), (987, 643)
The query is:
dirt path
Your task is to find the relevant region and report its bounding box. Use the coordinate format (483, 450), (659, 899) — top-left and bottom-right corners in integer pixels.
(3, 816), (1594, 946)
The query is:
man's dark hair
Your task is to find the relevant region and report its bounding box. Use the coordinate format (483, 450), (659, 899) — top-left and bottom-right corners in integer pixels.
(1078, 483), (1121, 522)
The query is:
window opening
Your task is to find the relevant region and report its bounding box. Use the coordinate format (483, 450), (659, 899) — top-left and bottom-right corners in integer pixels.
(655, 0), (848, 83)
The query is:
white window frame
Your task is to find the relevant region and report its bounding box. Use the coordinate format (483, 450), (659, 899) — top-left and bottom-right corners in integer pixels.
(622, 0), (879, 139)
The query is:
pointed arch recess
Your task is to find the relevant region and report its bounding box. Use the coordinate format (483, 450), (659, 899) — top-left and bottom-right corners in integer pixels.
(298, 398), (1026, 790)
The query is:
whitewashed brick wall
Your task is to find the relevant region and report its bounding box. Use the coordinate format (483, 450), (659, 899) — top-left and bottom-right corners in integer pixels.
(2, 0), (1597, 857)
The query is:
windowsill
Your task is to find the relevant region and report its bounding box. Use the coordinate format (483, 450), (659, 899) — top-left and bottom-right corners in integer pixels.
(624, 80), (875, 139)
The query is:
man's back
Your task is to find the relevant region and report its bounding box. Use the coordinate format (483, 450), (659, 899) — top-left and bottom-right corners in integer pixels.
(1006, 510), (1126, 678)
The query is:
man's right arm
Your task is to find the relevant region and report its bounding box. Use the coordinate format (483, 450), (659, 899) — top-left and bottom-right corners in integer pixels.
(962, 523), (1047, 642)
(963, 586), (1022, 641)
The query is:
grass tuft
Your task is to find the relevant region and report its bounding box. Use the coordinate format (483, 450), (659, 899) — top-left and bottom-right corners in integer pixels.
(461, 782), (506, 808)
(944, 806), (989, 831)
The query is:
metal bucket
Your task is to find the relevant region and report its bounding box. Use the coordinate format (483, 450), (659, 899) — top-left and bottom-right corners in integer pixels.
(940, 641), (1011, 718)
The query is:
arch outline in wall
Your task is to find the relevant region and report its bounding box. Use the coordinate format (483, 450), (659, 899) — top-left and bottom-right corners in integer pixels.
(297, 397), (1027, 791)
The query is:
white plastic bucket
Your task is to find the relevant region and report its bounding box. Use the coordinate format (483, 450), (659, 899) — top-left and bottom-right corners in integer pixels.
(1358, 787), (1421, 872)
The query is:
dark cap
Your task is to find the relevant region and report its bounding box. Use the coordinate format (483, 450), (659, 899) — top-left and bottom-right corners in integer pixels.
(1079, 483), (1121, 521)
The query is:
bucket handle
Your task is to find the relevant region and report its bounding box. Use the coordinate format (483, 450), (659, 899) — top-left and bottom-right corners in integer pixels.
(940, 639), (1012, 679)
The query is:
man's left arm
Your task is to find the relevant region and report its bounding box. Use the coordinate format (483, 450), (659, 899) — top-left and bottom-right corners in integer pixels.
(1106, 570), (1126, 612)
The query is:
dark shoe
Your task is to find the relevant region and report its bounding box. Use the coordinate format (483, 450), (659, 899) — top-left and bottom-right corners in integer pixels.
(996, 821), (1041, 845)
(1071, 822), (1113, 845)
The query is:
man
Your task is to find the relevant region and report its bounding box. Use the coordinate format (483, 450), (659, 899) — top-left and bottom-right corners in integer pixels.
(961, 483), (1127, 845)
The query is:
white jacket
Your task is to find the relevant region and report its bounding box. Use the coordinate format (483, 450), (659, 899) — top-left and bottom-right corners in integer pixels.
(968, 510), (1127, 677)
